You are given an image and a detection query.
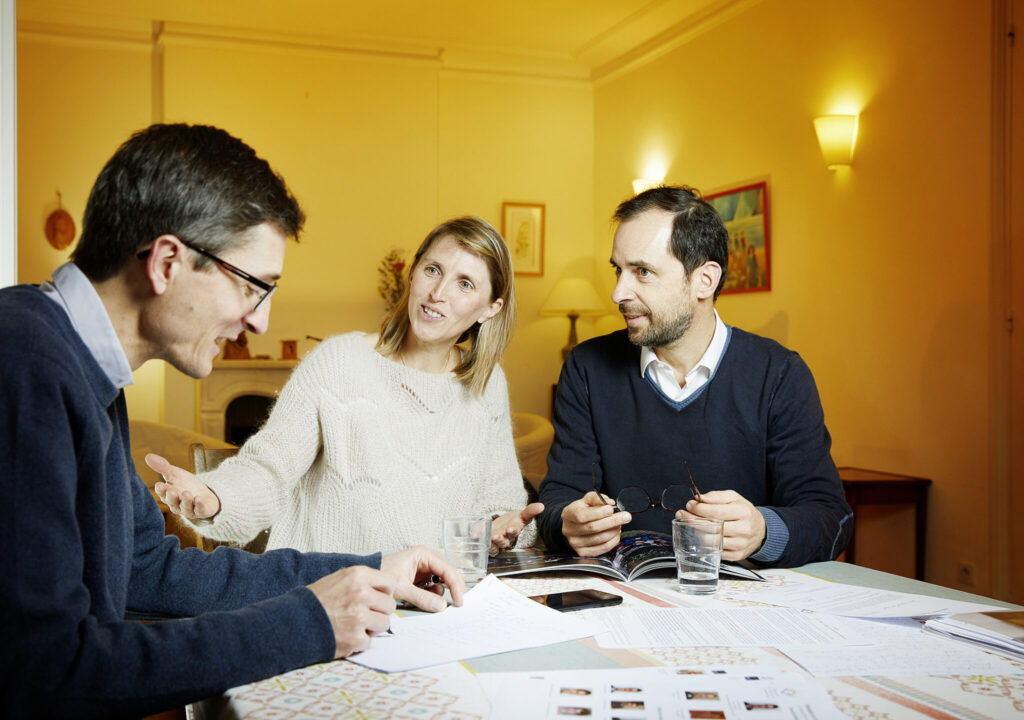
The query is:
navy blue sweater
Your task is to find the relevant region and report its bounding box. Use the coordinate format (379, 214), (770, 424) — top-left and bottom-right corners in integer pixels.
(537, 328), (852, 567)
(0, 286), (380, 719)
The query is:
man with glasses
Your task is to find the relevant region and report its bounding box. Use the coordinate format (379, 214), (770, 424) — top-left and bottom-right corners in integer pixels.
(0, 123), (464, 719)
(536, 186), (853, 569)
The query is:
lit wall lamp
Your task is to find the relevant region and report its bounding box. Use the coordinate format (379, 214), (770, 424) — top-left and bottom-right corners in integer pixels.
(540, 277), (607, 361)
(813, 114), (858, 169)
(632, 178), (661, 195)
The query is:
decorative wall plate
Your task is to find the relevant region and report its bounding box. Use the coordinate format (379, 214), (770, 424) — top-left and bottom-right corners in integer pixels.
(45, 208), (76, 250)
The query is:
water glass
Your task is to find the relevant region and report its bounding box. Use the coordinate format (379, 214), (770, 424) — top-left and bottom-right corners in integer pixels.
(442, 516), (492, 586)
(672, 518), (724, 595)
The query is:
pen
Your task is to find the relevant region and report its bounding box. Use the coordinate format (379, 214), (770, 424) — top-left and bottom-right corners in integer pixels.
(418, 574), (443, 589)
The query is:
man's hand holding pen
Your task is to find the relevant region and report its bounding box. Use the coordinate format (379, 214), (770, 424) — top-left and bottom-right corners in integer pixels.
(380, 546), (466, 611)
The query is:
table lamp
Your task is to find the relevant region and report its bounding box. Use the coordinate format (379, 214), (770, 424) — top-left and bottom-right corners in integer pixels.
(540, 277), (607, 361)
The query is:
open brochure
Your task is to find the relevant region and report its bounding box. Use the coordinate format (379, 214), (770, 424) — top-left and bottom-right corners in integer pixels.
(923, 610), (1024, 662)
(490, 531), (765, 582)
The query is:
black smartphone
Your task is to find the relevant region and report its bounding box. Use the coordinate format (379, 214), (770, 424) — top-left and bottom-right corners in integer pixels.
(528, 589), (623, 612)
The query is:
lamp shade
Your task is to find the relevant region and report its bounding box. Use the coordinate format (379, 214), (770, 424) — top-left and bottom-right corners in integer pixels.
(540, 278), (607, 317)
(813, 114), (858, 168)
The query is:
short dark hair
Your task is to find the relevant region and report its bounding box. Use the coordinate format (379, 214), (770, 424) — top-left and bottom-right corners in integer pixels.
(72, 123), (304, 281)
(613, 185), (730, 299)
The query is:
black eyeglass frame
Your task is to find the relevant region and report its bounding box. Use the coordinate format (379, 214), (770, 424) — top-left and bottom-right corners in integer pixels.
(137, 241), (277, 312)
(591, 462), (702, 515)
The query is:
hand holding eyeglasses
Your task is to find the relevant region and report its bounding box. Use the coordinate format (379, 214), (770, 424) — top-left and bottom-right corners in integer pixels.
(560, 491), (634, 557)
(563, 461), (708, 558)
(678, 489), (767, 561)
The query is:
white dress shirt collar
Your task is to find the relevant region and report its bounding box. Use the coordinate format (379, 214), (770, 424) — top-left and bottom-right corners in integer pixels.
(639, 309), (728, 403)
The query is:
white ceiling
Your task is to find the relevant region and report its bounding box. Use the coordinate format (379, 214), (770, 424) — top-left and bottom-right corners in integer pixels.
(18, 0), (754, 81)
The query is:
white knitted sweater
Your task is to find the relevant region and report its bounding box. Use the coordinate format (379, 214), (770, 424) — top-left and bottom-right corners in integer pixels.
(189, 332), (532, 554)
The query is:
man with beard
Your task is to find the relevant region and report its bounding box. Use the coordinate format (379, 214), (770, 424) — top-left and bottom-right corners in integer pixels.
(536, 186), (852, 568)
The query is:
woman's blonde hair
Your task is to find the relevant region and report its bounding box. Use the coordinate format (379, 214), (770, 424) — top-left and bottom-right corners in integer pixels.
(377, 216), (517, 396)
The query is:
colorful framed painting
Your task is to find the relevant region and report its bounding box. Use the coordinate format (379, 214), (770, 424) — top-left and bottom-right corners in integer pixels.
(704, 181), (770, 294)
(502, 201), (545, 276)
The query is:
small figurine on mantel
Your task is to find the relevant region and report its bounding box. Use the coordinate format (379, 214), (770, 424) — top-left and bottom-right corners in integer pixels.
(221, 331), (251, 360)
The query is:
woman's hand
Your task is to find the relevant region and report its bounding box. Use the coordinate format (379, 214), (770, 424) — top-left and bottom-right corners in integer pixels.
(146, 453), (221, 521)
(490, 502), (544, 554)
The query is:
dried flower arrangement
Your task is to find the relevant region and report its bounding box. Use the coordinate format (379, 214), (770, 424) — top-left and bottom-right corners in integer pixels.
(377, 248), (407, 312)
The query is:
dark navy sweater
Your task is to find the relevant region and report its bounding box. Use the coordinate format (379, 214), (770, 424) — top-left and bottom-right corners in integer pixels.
(537, 328), (852, 568)
(0, 285), (379, 719)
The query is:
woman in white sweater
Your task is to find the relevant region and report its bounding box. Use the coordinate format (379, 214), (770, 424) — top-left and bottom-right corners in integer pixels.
(150, 217), (542, 554)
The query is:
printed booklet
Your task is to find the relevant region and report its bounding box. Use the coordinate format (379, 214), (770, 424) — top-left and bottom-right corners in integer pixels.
(923, 610), (1024, 662)
(489, 531), (765, 583)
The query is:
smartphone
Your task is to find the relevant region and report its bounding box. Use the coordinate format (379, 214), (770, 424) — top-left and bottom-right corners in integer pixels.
(528, 589), (623, 612)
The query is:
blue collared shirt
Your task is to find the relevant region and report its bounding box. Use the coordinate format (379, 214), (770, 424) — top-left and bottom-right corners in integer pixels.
(41, 262), (134, 390)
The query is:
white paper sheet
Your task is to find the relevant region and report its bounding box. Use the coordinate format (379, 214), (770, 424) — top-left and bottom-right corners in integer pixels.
(477, 665), (845, 720)
(731, 578), (1005, 618)
(780, 635), (1024, 677)
(923, 611), (1024, 661)
(347, 575), (605, 673)
(593, 606), (907, 648)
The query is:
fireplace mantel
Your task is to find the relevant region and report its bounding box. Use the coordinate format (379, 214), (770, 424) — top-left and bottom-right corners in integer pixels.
(198, 359), (298, 441)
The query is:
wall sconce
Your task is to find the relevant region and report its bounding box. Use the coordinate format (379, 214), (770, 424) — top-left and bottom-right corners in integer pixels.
(540, 277), (607, 361)
(632, 178), (661, 195)
(813, 114), (858, 169)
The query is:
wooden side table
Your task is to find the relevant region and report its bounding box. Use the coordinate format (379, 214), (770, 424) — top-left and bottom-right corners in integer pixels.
(838, 466), (932, 580)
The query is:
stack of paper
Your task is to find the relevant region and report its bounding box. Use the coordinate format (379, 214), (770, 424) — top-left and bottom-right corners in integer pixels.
(347, 575), (605, 672)
(923, 611), (1024, 661)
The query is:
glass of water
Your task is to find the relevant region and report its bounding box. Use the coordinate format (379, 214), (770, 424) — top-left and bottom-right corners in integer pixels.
(442, 516), (492, 586)
(671, 518), (724, 595)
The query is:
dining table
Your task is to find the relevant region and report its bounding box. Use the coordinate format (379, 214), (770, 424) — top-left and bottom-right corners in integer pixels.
(189, 560), (1024, 719)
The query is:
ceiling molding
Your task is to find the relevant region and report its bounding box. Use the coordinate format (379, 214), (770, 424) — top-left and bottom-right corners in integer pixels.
(158, 21), (442, 65)
(17, 1), (761, 83)
(590, 0), (764, 85)
(17, 19), (151, 49)
(440, 46), (590, 82)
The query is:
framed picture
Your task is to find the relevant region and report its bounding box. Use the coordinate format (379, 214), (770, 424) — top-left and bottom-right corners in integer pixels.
(704, 181), (770, 294)
(502, 202), (545, 276)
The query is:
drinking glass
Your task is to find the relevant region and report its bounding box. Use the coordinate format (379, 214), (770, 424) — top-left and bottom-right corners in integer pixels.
(442, 516), (492, 586)
(671, 517), (724, 595)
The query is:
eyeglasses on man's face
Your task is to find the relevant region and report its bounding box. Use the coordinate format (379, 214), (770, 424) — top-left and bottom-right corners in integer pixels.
(591, 461), (702, 514)
(137, 240), (277, 312)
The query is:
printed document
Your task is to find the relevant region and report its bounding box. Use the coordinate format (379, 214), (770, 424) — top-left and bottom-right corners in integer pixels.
(348, 575), (604, 673)
(727, 576), (1005, 618)
(477, 665), (844, 720)
(780, 635), (1024, 677)
(593, 606), (908, 648)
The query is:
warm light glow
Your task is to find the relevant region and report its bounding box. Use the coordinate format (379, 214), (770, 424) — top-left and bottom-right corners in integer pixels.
(813, 115), (859, 169)
(632, 178), (660, 194)
(540, 277), (606, 317)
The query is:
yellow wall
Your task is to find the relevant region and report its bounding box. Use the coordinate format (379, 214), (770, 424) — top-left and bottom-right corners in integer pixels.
(439, 72), (596, 414)
(17, 2), (1003, 592)
(17, 21), (596, 425)
(16, 34), (150, 286)
(593, 0), (994, 592)
(16, 29), (164, 421)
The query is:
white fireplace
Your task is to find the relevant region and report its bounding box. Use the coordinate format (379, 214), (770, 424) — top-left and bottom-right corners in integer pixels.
(198, 359), (298, 441)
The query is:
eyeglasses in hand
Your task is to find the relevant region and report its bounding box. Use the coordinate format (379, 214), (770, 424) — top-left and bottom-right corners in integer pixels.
(591, 461), (703, 514)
